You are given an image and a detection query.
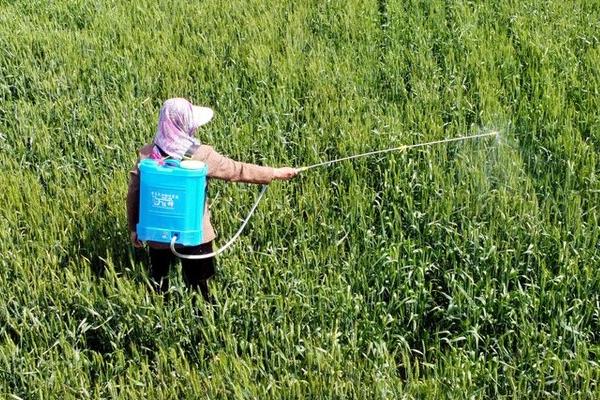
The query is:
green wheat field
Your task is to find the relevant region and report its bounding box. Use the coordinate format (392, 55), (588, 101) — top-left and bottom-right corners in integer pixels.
(1, 0), (599, 398)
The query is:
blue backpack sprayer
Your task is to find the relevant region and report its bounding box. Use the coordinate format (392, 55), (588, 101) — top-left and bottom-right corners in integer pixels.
(137, 158), (208, 246)
(136, 131), (498, 259)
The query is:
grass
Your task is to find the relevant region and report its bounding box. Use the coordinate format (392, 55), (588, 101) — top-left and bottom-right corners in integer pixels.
(0, 0), (598, 398)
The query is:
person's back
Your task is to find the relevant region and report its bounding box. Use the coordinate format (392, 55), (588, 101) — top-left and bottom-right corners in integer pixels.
(126, 98), (297, 301)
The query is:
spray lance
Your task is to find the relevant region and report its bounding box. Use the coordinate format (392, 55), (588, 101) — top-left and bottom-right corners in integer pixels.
(138, 131), (499, 260)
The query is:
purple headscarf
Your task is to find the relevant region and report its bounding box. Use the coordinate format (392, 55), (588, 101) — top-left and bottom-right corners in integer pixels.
(151, 98), (214, 160)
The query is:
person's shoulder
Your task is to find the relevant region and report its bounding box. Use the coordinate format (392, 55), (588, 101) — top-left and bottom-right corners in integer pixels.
(138, 144), (154, 159)
(129, 144), (153, 175)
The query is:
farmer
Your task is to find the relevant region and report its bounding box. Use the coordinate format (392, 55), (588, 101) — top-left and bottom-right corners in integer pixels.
(126, 98), (297, 302)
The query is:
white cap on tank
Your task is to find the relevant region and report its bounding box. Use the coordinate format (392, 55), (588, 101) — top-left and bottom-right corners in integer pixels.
(180, 160), (206, 170)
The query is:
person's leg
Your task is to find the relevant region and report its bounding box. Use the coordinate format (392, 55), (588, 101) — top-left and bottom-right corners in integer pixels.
(180, 241), (216, 303)
(148, 247), (175, 293)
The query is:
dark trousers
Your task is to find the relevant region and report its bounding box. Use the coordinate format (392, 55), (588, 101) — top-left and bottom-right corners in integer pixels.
(148, 241), (215, 302)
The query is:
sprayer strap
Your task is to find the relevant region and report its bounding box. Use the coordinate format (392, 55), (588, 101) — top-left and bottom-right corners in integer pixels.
(184, 143), (200, 159)
(155, 144), (170, 158)
(154, 143), (199, 160)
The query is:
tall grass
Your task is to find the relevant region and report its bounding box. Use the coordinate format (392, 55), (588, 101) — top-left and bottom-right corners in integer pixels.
(0, 0), (598, 398)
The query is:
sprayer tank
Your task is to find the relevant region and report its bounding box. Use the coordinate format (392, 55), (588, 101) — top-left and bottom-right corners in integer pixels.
(136, 159), (208, 246)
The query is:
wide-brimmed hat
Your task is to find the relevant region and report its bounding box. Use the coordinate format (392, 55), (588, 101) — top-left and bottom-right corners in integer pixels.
(191, 105), (214, 129)
(152, 98), (214, 160)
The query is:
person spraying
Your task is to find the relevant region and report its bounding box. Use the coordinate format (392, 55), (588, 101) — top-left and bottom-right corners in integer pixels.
(126, 98), (297, 301)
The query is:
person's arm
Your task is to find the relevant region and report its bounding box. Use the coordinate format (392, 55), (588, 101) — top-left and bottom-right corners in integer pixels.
(126, 166), (143, 247)
(192, 145), (297, 183)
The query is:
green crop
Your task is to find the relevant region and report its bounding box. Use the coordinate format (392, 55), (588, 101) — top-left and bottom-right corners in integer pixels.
(0, 0), (598, 398)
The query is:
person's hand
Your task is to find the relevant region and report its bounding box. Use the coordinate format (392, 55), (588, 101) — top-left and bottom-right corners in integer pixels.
(130, 231), (143, 248)
(273, 167), (298, 180)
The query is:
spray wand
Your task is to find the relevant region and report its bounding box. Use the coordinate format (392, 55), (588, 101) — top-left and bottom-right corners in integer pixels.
(171, 130), (498, 259)
(296, 131), (498, 172)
